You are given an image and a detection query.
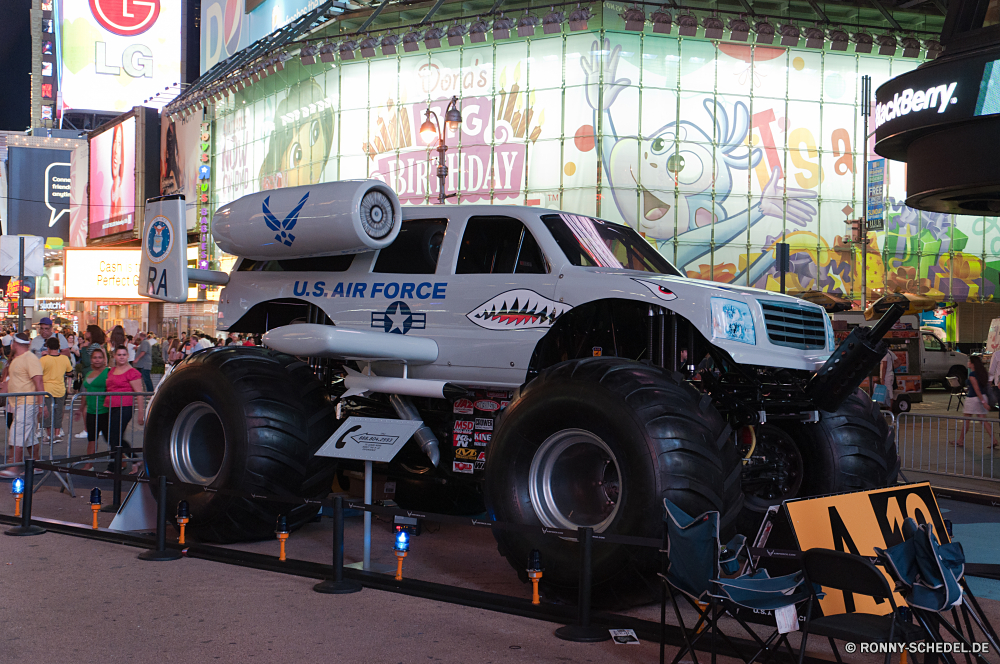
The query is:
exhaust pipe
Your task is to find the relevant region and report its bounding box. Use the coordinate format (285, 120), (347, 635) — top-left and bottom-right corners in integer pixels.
(389, 394), (441, 468)
(806, 303), (905, 412)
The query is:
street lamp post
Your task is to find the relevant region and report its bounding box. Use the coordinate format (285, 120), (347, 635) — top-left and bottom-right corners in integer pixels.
(420, 96), (463, 204)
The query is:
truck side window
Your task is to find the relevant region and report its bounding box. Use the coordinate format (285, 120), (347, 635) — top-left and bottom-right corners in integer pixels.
(456, 216), (547, 274)
(373, 219), (448, 274)
(923, 334), (943, 351)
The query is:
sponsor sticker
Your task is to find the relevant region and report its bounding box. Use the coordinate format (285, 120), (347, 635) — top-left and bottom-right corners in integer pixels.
(453, 399), (474, 415)
(474, 460), (485, 470)
(453, 433), (472, 447)
(500, 401), (510, 410)
(453, 461), (474, 474)
(454, 420), (475, 433)
(477, 452), (486, 460)
(475, 399), (500, 412)
(486, 391), (511, 400)
(474, 418), (493, 431)
(474, 432), (491, 446)
(455, 448), (478, 460)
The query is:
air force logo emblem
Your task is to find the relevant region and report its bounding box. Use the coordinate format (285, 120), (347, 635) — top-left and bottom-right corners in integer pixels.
(262, 192), (310, 247)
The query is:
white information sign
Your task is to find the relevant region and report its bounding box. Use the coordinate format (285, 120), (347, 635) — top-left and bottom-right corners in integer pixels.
(316, 417), (423, 463)
(0, 236), (44, 277)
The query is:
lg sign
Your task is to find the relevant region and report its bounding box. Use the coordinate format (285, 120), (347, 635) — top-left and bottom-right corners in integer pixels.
(90, 0), (160, 36)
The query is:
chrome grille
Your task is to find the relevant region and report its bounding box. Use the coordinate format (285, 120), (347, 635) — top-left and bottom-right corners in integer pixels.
(759, 301), (827, 349)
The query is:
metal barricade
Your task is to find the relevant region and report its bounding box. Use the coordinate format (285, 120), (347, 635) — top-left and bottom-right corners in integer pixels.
(0, 391), (57, 470)
(64, 391), (153, 476)
(896, 412), (1000, 482)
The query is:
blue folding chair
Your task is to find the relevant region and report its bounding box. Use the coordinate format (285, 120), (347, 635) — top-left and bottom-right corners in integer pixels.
(878, 518), (1000, 664)
(660, 498), (816, 664)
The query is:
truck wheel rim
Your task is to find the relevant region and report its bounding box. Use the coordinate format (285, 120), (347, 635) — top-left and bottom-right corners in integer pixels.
(170, 402), (226, 485)
(528, 429), (621, 532)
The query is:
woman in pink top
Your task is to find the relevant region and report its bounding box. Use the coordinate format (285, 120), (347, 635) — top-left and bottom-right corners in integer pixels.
(105, 346), (145, 473)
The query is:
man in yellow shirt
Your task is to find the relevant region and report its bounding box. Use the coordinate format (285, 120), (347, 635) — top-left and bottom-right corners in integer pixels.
(0, 333), (44, 476)
(40, 337), (73, 440)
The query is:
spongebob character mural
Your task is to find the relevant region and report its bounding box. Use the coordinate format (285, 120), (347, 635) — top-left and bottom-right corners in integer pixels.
(208, 30), (1000, 302)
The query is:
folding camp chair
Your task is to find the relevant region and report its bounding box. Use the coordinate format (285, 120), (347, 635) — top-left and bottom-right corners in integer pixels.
(947, 376), (966, 411)
(797, 548), (927, 664)
(878, 517), (1000, 664)
(659, 498), (815, 664)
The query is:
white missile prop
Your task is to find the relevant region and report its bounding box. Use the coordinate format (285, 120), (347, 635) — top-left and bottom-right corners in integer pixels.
(342, 367), (467, 400)
(262, 323), (438, 364)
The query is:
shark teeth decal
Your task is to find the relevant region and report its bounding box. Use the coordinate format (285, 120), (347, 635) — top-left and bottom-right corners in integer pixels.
(467, 289), (572, 330)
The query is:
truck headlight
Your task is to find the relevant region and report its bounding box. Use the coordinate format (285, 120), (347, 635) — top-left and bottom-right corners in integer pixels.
(826, 315), (836, 350)
(710, 298), (756, 345)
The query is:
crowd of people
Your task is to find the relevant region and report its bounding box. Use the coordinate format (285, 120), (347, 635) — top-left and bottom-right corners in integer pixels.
(0, 320), (254, 478)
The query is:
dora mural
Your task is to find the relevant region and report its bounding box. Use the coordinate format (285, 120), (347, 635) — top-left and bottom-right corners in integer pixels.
(210, 31), (998, 302)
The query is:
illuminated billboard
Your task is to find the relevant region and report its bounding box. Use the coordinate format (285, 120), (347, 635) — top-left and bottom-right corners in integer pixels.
(5, 147), (71, 242)
(58, 0), (182, 114)
(89, 116), (137, 240)
(63, 248), (149, 301)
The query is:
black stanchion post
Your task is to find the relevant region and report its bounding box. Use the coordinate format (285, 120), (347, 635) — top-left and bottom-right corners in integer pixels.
(138, 476), (182, 561)
(555, 527), (609, 642)
(101, 447), (123, 513)
(5, 460), (46, 536)
(314, 496), (362, 594)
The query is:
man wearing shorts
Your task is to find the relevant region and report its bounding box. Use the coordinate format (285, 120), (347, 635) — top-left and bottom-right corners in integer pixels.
(0, 333), (44, 476)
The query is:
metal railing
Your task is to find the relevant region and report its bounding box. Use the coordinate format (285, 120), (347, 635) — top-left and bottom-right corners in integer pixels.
(64, 390), (153, 466)
(0, 392), (58, 469)
(897, 412), (1000, 482)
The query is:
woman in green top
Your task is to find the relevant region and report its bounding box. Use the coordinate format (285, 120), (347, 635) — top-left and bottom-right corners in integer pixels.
(81, 347), (110, 472)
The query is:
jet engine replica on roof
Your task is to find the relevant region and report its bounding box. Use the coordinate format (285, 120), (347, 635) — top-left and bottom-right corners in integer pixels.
(141, 180), (901, 607)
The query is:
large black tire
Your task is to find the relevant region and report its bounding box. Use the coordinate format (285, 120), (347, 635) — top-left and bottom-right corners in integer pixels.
(736, 389), (898, 536)
(145, 347), (338, 542)
(790, 387), (899, 497)
(484, 357), (742, 609)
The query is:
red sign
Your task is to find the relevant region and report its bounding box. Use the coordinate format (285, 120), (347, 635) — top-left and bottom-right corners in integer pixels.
(89, 0), (160, 36)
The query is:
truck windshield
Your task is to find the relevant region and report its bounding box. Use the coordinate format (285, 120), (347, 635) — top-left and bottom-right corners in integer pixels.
(541, 213), (681, 275)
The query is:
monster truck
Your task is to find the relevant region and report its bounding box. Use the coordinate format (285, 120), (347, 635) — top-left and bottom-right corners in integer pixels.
(140, 181), (899, 606)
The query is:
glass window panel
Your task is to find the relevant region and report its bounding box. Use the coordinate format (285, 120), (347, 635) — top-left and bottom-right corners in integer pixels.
(524, 39), (563, 90)
(787, 50), (823, 102)
(717, 43), (756, 96)
(640, 88), (678, 139)
(339, 61), (369, 109)
(640, 34), (679, 89)
(521, 87), (561, 142)
(750, 46), (788, 99)
(823, 53), (857, 104)
(679, 39), (717, 93)
(525, 139), (562, 190)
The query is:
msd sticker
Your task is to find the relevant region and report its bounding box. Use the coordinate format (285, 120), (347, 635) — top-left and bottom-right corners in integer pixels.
(475, 399), (500, 412)
(454, 420), (474, 433)
(453, 461), (474, 474)
(474, 432), (491, 446)
(453, 399), (474, 415)
(474, 418), (493, 431)
(453, 433), (472, 447)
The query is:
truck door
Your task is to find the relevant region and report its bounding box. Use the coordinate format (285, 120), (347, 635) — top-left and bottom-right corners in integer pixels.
(441, 214), (557, 378)
(921, 332), (947, 380)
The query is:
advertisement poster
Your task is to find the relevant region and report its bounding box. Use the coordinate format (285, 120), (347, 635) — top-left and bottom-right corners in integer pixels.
(160, 114), (206, 231)
(89, 117), (137, 240)
(201, 0), (322, 73)
(6, 147), (72, 242)
(68, 143), (89, 247)
(63, 248), (148, 301)
(58, 0), (182, 114)
(209, 34), (1000, 302)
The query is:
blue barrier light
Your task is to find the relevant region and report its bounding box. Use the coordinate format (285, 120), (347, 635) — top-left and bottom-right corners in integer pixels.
(394, 529), (410, 553)
(11, 477), (24, 495)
